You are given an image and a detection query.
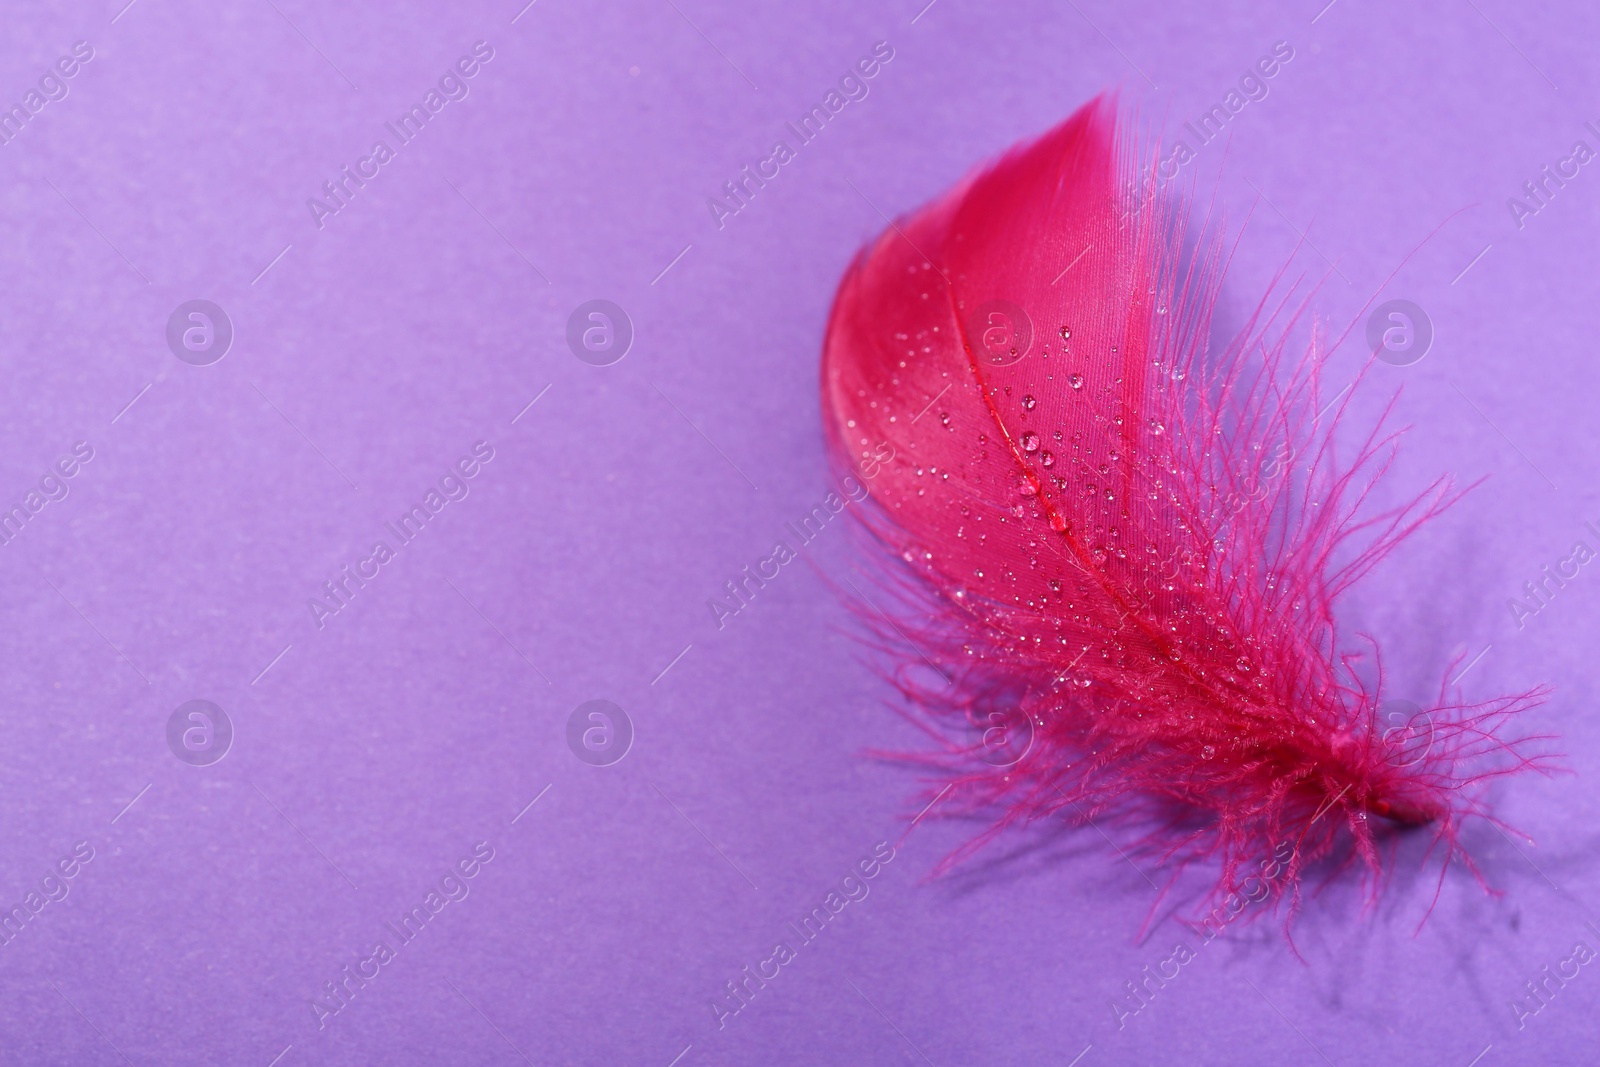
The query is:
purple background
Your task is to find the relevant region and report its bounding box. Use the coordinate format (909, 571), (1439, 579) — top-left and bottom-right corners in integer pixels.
(0, 0), (1596, 1063)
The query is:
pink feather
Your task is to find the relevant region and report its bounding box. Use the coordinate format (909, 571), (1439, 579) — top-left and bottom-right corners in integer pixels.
(820, 96), (1547, 925)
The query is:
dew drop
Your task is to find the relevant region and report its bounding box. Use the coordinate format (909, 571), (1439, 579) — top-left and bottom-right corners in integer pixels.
(1201, 745), (1215, 760)
(1021, 394), (1037, 411)
(1059, 326), (1071, 340)
(1040, 451), (1055, 468)
(1021, 432), (1041, 452)
(1068, 373), (1085, 390)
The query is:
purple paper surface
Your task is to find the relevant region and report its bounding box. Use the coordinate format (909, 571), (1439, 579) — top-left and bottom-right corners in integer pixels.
(0, 1), (1596, 1064)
